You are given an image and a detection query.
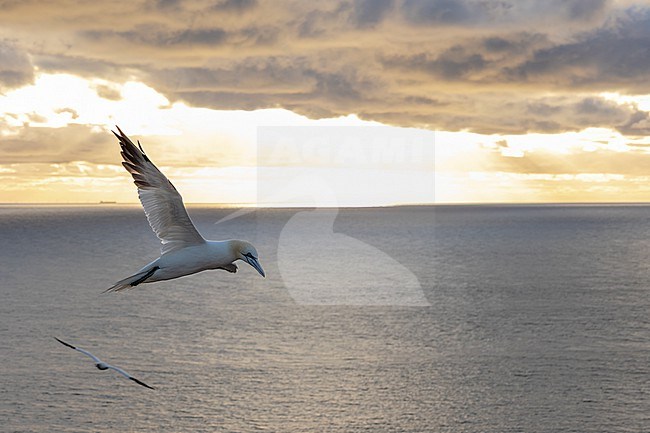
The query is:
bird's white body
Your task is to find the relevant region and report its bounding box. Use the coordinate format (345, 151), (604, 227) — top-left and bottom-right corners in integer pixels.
(138, 241), (237, 283)
(105, 127), (264, 292)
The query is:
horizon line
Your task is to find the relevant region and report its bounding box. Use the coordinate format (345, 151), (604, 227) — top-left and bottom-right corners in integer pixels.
(3, 201), (650, 208)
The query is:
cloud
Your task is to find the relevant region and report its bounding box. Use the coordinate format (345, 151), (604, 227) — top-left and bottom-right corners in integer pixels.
(387, 46), (487, 80)
(352, 0), (394, 28)
(504, 11), (650, 92)
(82, 26), (229, 47)
(0, 40), (33, 90)
(33, 54), (138, 81)
(358, 93), (649, 135)
(484, 147), (650, 177)
(399, 0), (611, 26)
(504, 0), (611, 23)
(564, 0), (610, 21)
(0, 124), (115, 164)
(401, 0), (472, 25)
(0, 0), (649, 137)
(93, 83), (122, 101)
(54, 107), (80, 119)
(211, 0), (258, 13)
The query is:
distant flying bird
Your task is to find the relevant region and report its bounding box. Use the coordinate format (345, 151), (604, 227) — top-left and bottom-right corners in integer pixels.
(54, 337), (155, 390)
(105, 126), (265, 292)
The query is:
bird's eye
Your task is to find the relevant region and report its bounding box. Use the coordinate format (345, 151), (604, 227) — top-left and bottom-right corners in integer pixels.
(244, 252), (255, 259)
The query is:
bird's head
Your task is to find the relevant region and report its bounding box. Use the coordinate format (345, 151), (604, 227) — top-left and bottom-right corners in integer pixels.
(231, 240), (265, 277)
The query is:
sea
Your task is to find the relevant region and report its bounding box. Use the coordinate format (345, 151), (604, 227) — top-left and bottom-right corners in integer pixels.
(0, 204), (648, 432)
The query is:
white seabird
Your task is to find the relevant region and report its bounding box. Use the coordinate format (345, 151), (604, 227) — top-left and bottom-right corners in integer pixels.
(105, 127), (265, 292)
(54, 337), (155, 390)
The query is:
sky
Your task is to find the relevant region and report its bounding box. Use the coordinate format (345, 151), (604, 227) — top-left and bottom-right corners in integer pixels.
(2, 0), (650, 205)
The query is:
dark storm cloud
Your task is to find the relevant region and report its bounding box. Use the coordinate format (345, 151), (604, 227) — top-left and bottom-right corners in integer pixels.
(482, 37), (516, 52)
(385, 32), (650, 110)
(356, 93), (648, 135)
(507, 0), (611, 23)
(146, 50), (383, 118)
(211, 0), (258, 13)
(33, 54), (138, 81)
(384, 46), (489, 80)
(1, 0), (649, 136)
(154, 0), (182, 9)
(564, 0), (609, 21)
(295, 2), (351, 38)
(505, 12), (650, 92)
(149, 57), (314, 92)
(352, 0), (394, 27)
(380, 31), (549, 84)
(399, 0), (611, 26)
(401, 0), (472, 24)
(82, 26), (228, 47)
(0, 40), (33, 90)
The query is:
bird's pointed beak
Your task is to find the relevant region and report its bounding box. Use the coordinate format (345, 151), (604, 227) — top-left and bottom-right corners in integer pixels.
(246, 257), (265, 278)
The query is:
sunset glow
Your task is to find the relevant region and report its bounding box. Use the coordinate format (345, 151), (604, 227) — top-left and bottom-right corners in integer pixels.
(2, 2), (650, 205)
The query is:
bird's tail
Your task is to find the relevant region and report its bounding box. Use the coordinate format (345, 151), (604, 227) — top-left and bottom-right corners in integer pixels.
(103, 266), (159, 293)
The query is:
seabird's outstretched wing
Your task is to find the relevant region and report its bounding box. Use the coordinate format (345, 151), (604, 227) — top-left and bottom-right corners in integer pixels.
(55, 337), (155, 390)
(113, 126), (205, 255)
(55, 337), (102, 363)
(107, 365), (156, 390)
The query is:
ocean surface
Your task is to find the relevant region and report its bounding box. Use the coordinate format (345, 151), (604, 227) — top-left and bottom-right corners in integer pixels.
(0, 204), (648, 432)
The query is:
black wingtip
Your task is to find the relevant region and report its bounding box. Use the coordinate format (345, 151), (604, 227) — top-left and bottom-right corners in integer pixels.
(54, 337), (76, 350)
(136, 140), (150, 161)
(112, 126), (148, 158)
(130, 377), (155, 390)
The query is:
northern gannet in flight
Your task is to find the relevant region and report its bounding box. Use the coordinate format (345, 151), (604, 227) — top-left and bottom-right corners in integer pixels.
(105, 127), (265, 292)
(54, 337), (155, 390)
